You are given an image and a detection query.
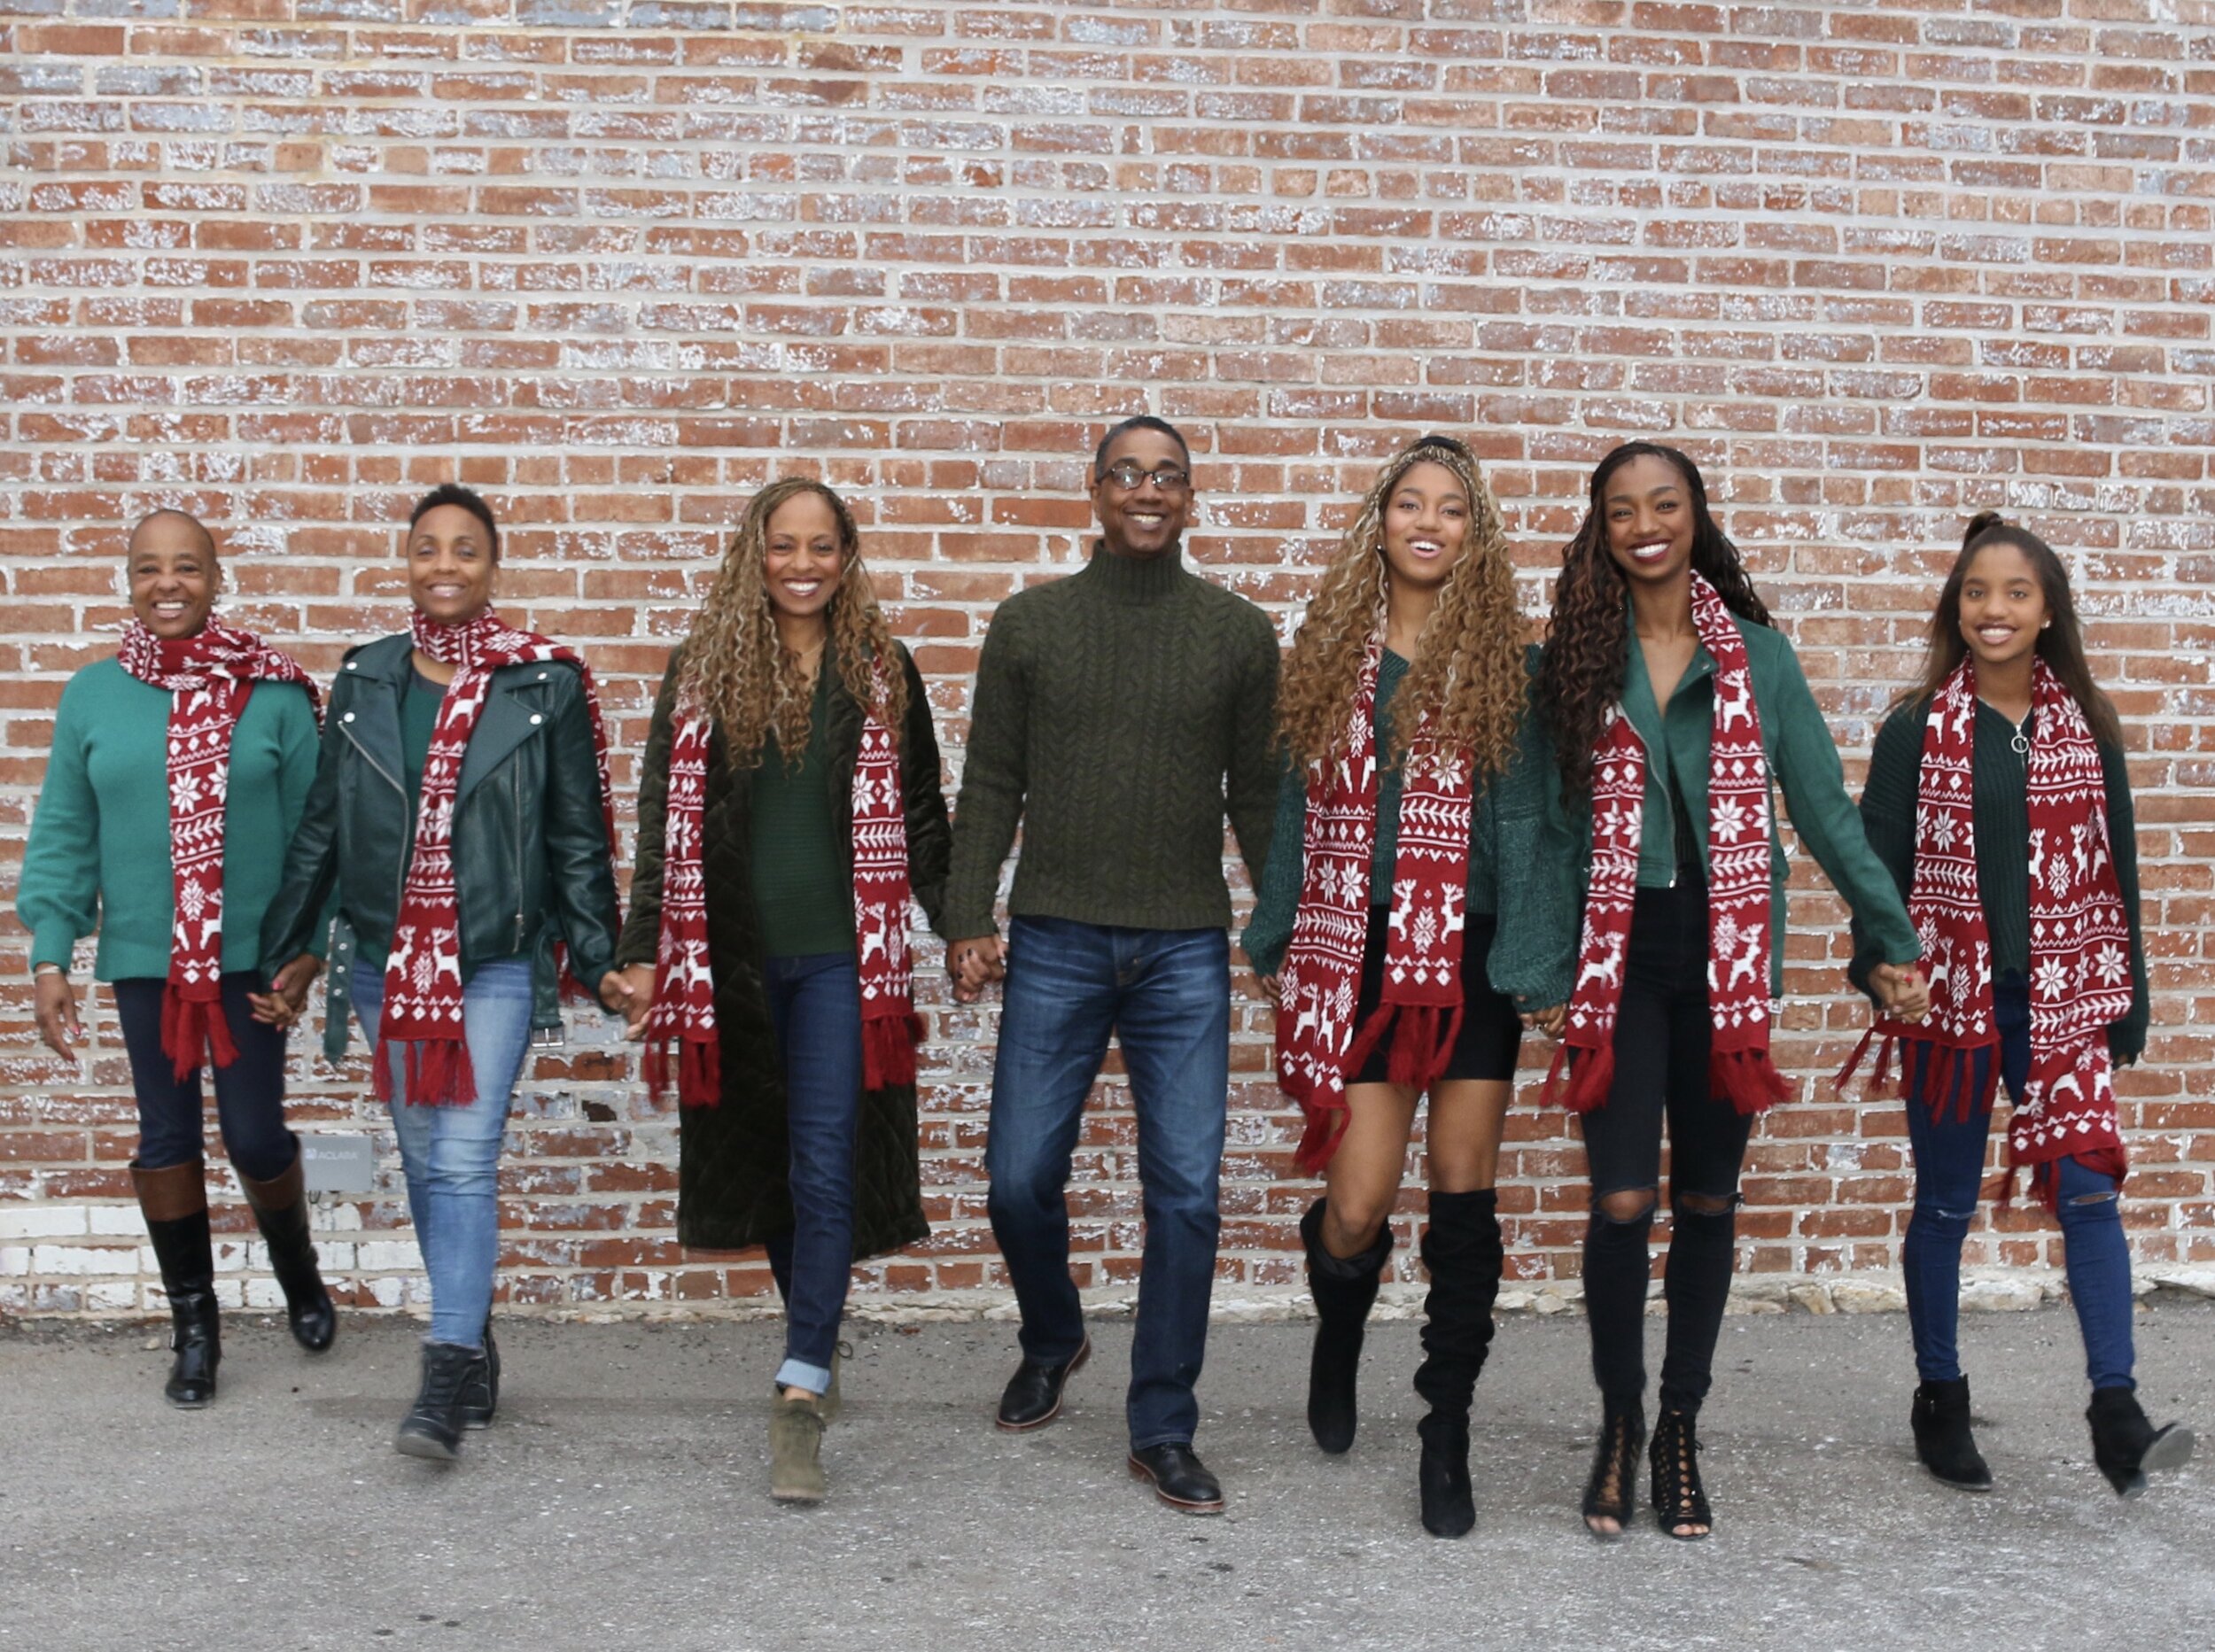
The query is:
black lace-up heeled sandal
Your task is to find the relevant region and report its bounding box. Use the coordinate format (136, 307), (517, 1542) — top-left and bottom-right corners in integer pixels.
(1649, 1408), (1714, 1540)
(1581, 1401), (1646, 1540)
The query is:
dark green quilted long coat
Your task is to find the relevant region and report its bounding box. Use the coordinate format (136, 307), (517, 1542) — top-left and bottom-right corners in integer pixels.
(615, 643), (951, 1259)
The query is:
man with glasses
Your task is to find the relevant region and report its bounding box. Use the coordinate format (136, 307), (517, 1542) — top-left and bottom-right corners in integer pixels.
(946, 415), (1279, 1513)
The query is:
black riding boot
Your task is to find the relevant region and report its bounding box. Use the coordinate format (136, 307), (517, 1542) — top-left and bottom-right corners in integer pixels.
(1302, 1198), (1395, 1455)
(133, 1160), (220, 1408)
(239, 1139), (336, 1353)
(1412, 1189), (1503, 1538)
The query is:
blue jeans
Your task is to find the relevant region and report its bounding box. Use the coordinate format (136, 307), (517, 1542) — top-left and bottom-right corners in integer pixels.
(758, 953), (866, 1395)
(1903, 976), (2135, 1392)
(350, 956), (534, 1350)
(984, 918), (1230, 1451)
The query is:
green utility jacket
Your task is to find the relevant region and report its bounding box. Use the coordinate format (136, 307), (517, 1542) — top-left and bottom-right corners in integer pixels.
(1543, 609), (1921, 999)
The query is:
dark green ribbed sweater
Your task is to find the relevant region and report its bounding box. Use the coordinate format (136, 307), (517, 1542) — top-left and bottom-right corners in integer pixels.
(750, 668), (854, 958)
(1851, 694), (2149, 1064)
(944, 546), (1280, 936)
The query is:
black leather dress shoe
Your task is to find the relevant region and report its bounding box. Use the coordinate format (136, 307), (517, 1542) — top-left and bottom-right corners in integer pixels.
(995, 1338), (1090, 1431)
(1127, 1443), (1225, 1514)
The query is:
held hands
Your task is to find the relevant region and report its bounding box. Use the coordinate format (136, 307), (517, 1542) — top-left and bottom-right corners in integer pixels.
(33, 972), (82, 1059)
(247, 953), (321, 1029)
(600, 965), (656, 1039)
(1249, 973), (1280, 1004)
(1520, 1003), (1567, 1040)
(1869, 962), (1931, 1025)
(948, 935), (1006, 1004)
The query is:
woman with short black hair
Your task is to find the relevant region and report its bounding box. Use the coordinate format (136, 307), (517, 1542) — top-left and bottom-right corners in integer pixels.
(261, 482), (626, 1462)
(20, 508), (334, 1408)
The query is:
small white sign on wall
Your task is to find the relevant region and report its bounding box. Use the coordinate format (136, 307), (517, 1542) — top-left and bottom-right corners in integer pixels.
(299, 1133), (375, 1196)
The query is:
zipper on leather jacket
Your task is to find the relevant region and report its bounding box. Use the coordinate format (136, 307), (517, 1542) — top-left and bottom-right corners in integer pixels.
(340, 717), (412, 916)
(512, 762), (525, 952)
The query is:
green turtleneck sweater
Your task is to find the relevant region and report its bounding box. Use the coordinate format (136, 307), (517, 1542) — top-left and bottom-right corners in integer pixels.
(944, 545), (1280, 937)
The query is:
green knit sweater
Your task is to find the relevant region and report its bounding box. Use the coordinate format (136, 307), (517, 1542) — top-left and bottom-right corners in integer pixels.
(944, 546), (1280, 936)
(1851, 694), (2149, 1064)
(750, 668), (854, 958)
(19, 659), (322, 981)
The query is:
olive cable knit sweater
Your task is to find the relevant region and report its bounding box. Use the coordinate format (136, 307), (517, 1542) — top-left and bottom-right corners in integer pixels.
(944, 545), (1280, 937)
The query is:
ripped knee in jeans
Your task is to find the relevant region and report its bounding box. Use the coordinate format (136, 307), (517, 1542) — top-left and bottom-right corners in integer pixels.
(1674, 1190), (1742, 1221)
(1593, 1187), (1659, 1226)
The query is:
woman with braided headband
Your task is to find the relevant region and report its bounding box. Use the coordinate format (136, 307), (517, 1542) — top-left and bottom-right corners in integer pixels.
(260, 483), (626, 1462)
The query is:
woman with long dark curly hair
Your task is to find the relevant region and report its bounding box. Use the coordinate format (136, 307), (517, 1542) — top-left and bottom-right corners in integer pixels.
(1244, 434), (1571, 1537)
(1535, 442), (1926, 1540)
(609, 477), (952, 1506)
(1846, 512), (2191, 1498)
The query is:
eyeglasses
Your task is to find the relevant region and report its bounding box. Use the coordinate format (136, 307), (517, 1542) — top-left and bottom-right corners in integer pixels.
(1097, 459), (1191, 492)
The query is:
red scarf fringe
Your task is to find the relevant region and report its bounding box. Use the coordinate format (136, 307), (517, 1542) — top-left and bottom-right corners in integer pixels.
(160, 989), (238, 1083)
(373, 1035), (478, 1109)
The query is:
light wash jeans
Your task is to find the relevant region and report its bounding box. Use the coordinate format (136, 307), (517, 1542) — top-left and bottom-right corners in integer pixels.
(351, 955), (534, 1349)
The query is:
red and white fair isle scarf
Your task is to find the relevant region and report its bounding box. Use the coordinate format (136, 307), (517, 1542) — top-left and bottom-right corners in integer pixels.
(1838, 657), (2133, 1203)
(1544, 574), (1791, 1115)
(1277, 640), (1474, 1173)
(117, 618), (321, 1081)
(378, 609), (616, 1106)
(644, 660), (923, 1108)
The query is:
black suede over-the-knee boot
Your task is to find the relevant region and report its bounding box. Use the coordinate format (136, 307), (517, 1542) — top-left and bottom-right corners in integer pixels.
(133, 1160), (220, 1408)
(1412, 1189), (1503, 1538)
(1302, 1198), (1395, 1455)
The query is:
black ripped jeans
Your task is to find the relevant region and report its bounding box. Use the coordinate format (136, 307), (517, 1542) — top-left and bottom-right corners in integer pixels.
(1575, 876), (1753, 1415)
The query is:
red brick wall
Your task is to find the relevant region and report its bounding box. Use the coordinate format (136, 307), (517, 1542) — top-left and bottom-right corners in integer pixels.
(4, 2), (2211, 1316)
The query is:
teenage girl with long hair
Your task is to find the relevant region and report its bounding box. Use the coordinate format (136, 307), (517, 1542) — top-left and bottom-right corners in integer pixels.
(1846, 511), (2192, 1498)
(611, 477), (951, 1506)
(1245, 434), (1571, 1537)
(1535, 441), (1927, 1540)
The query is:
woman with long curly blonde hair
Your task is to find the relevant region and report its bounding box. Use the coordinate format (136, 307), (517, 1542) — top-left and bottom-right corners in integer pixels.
(1244, 434), (1570, 1538)
(610, 477), (952, 1506)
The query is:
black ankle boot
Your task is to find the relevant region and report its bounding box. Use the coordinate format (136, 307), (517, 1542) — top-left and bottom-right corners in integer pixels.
(1412, 1190), (1502, 1537)
(1911, 1377), (1992, 1491)
(133, 1160), (220, 1408)
(2087, 1385), (2196, 1498)
(462, 1319), (499, 1429)
(239, 1144), (336, 1354)
(1302, 1199), (1393, 1455)
(396, 1341), (487, 1462)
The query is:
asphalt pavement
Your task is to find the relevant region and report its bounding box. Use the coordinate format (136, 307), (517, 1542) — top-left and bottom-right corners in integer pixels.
(2, 1305), (2210, 1651)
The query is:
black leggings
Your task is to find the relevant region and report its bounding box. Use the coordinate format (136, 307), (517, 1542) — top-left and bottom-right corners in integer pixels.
(1575, 879), (1753, 1415)
(113, 973), (296, 1182)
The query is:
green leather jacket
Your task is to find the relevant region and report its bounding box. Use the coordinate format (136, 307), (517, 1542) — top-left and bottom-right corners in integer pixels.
(260, 632), (623, 1055)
